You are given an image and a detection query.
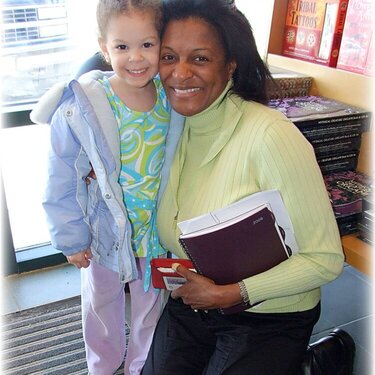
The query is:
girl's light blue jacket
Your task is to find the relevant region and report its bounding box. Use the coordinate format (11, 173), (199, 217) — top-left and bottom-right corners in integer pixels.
(30, 70), (184, 283)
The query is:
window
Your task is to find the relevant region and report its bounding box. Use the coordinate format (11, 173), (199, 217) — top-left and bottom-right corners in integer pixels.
(1, 0), (99, 274)
(2, 0), (99, 109)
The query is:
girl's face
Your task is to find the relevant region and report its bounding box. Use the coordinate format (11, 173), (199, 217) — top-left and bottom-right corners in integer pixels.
(159, 17), (236, 116)
(100, 10), (160, 89)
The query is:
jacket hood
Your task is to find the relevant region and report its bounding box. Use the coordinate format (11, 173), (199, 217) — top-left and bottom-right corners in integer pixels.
(29, 70), (114, 125)
(30, 81), (66, 125)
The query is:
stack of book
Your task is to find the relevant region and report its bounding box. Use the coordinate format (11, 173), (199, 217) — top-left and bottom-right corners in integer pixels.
(268, 95), (372, 175)
(268, 66), (313, 99)
(358, 196), (374, 244)
(323, 170), (372, 236)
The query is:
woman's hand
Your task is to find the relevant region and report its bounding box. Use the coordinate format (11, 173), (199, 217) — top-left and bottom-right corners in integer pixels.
(67, 249), (93, 269)
(171, 263), (242, 311)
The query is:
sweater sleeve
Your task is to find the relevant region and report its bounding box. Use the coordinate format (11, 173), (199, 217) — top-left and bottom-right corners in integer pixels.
(244, 116), (344, 306)
(43, 104), (92, 256)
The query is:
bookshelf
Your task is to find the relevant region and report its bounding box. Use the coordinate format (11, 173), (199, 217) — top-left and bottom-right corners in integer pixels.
(267, 0), (373, 276)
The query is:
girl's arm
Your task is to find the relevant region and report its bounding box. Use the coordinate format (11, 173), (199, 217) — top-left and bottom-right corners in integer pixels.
(43, 104), (93, 256)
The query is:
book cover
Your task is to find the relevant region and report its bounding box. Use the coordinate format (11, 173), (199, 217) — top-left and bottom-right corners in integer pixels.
(323, 170), (372, 217)
(150, 258), (195, 291)
(282, 0), (349, 67)
(177, 189), (299, 255)
(177, 190), (297, 314)
(336, 0), (374, 75)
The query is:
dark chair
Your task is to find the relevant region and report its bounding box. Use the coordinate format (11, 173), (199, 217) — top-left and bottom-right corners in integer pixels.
(74, 52), (113, 79)
(300, 328), (356, 375)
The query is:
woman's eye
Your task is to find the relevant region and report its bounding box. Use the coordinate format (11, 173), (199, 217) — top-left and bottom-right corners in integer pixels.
(160, 54), (175, 62)
(195, 56), (209, 62)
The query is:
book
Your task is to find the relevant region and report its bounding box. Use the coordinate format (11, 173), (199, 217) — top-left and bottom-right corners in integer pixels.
(336, 213), (362, 235)
(150, 258), (195, 291)
(323, 170), (373, 217)
(177, 190), (298, 315)
(267, 65), (313, 99)
(282, 0), (349, 67)
(317, 151), (359, 174)
(358, 209), (374, 245)
(309, 132), (362, 157)
(336, 0), (374, 75)
(268, 95), (372, 130)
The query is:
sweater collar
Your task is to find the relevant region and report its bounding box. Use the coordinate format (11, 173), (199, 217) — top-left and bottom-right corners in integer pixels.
(186, 80), (232, 135)
(180, 80), (243, 167)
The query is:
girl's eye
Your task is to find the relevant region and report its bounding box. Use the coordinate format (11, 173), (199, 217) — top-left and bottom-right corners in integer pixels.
(143, 42), (153, 48)
(116, 44), (128, 50)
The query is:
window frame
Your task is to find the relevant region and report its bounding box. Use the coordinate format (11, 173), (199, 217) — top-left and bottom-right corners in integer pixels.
(1, 109), (67, 276)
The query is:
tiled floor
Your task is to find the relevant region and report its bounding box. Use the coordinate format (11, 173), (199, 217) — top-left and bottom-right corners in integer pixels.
(2, 263), (373, 374)
(2, 263), (81, 315)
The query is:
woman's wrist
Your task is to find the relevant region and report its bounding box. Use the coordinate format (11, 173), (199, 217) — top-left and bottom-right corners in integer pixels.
(238, 280), (250, 306)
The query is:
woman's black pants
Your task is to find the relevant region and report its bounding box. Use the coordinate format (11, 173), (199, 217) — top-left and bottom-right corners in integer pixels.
(142, 297), (320, 375)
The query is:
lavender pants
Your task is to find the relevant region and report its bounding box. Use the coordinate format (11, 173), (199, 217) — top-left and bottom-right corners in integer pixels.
(81, 258), (166, 375)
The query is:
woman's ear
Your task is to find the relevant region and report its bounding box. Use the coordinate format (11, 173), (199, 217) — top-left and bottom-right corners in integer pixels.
(227, 60), (237, 80)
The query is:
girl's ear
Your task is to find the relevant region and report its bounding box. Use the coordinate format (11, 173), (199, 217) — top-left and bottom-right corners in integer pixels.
(98, 38), (110, 64)
(227, 60), (237, 80)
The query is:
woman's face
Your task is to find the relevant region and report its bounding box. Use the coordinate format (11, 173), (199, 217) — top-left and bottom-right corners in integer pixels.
(159, 17), (236, 117)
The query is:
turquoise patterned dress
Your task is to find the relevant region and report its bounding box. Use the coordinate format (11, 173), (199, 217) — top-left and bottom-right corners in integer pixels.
(100, 76), (170, 290)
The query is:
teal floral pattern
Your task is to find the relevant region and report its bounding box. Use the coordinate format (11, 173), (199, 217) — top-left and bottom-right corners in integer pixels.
(100, 76), (170, 290)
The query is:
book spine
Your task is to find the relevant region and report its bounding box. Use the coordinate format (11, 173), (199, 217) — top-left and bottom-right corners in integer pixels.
(298, 122), (366, 142)
(317, 151), (359, 174)
(295, 112), (372, 129)
(312, 134), (361, 157)
(178, 239), (203, 276)
(327, 0), (349, 67)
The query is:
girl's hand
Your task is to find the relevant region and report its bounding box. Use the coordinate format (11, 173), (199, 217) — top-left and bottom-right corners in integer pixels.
(67, 249), (93, 269)
(170, 263), (242, 311)
(85, 168), (97, 185)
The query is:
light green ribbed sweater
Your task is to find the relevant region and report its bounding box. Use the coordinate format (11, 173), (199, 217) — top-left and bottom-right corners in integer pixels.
(157, 84), (344, 313)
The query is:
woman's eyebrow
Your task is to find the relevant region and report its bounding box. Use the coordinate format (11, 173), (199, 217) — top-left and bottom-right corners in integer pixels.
(161, 46), (211, 53)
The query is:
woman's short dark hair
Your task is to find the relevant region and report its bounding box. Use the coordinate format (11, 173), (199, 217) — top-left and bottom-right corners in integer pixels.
(161, 0), (272, 104)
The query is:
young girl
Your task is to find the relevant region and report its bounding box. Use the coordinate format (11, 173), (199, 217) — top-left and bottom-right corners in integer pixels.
(30, 1), (183, 374)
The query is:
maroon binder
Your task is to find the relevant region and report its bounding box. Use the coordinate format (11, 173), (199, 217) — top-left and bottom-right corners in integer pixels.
(179, 207), (291, 314)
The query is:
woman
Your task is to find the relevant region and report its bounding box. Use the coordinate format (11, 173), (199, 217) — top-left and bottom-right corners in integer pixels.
(142, 0), (344, 374)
